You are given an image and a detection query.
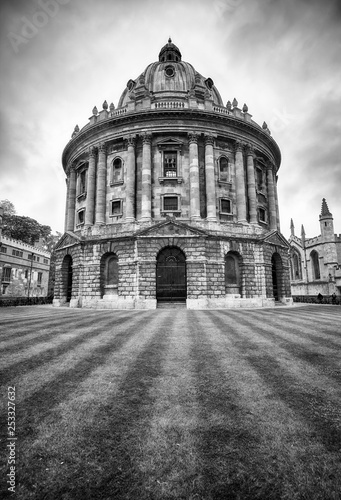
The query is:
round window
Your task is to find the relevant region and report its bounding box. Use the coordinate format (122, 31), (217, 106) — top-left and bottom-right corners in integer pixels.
(165, 65), (175, 78)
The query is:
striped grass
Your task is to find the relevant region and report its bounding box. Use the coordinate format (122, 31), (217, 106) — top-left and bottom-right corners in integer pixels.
(0, 305), (340, 499)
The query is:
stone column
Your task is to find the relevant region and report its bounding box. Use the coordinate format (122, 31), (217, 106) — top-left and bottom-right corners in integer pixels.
(274, 174), (281, 231)
(204, 135), (216, 221)
(125, 136), (136, 222)
(95, 143), (107, 225)
(64, 176), (69, 232)
(66, 164), (76, 232)
(246, 144), (257, 223)
(267, 161), (277, 231)
(141, 134), (152, 221)
(85, 146), (97, 227)
(189, 132), (200, 220)
(234, 142), (247, 222)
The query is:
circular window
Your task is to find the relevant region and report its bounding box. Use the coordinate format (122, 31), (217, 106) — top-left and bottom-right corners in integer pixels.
(165, 65), (175, 78)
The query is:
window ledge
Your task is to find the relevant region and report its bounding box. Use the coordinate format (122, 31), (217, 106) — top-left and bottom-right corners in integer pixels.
(159, 177), (183, 184)
(77, 192), (87, 201)
(110, 180), (124, 186)
(218, 180), (232, 185)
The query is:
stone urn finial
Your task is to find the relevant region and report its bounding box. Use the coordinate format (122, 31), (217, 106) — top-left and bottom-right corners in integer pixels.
(232, 97), (238, 108)
(92, 106), (98, 116)
(102, 100), (108, 110)
(226, 100), (232, 110)
(242, 103), (248, 113)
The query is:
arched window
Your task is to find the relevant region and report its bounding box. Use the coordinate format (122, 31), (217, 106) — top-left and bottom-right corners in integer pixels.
(225, 252), (241, 295)
(290, 250), (302, 280)
(112, 158), (123, 184)
(100, 253), (119, 297)
(219, 156), (229, 182)
(310, 250), (320, 280)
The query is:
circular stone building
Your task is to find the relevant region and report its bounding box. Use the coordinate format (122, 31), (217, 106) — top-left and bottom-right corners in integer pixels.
(53, 39), (292, 309)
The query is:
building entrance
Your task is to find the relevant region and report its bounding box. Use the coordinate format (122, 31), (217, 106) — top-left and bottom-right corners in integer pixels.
(156, 247), (186, 302)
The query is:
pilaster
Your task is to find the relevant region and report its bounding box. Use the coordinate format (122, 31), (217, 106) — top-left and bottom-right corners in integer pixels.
(66, 164), (76, 231)
(266, 161), (277, 231)
(141, 134), (152, 221)
(95, 143), (107, 225)
(246, 144), (257, 224)
(85, 146), (97, 227)
(204, 135), (216, 221)
(234, 141), (247, 222)
(125, 136), (136, 222)
(188, 132), (200, 220)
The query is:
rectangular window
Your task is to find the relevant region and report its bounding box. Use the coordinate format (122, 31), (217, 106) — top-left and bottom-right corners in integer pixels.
(77, 167), (87, 196)
(164, 151), (177, 177)
(37, 272), (42, 285)
(25, 270), (28, 279)
(1, 246), (7, 253)
(220, 198), (232, 214)
(163, 196), (179, 211)
(13, 249), (23, 256)
(2, 267), (12, 282)
(28, 254), (36, 261)
(77, 209), (85, 225)
(110, 199), (123, 216)
(259, 207), (267, 223)
(43, 258), (49, 264)
(256, 168), (264, 191)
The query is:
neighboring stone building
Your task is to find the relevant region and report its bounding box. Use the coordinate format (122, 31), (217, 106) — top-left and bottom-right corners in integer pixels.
(0, 208), (51, 298)
(54, 39), (292, 309)
(289, 198), (341, 299)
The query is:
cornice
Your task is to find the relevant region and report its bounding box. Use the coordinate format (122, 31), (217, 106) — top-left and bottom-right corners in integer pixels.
(62, 108), (281, 170)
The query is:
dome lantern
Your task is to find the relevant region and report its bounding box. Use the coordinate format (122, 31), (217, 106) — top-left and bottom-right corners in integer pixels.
(158, 37), (182, 62)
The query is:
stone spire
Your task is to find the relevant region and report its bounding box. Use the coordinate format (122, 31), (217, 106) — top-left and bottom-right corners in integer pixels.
(290, 218), (295, 236)
(320, 198), (332, 217)
(301, 224), (306, 244)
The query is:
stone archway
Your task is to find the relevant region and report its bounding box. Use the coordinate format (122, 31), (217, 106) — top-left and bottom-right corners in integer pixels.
(156, 247), (186, 302)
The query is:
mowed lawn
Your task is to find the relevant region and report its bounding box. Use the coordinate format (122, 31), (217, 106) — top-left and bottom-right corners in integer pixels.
(0, 305), (341, 500)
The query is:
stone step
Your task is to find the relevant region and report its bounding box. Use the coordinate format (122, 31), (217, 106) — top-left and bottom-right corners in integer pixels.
(157, 301), (187, 309)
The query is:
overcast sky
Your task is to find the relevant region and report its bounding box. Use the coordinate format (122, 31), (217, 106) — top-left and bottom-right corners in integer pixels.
(0, 0), (340, 238)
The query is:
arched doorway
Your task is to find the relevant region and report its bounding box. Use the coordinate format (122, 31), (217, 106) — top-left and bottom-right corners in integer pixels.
(62, 255), (73, 303)
(271, 253), (283, 301)
(156, 247), (186, 302)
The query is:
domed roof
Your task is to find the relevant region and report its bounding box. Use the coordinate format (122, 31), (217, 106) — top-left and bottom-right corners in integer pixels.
(117, 39), (224, 108)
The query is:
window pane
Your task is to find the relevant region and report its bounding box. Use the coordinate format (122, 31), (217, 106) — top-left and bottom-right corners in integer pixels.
(219, 157), (229, 181)
(164, 197), (178, 211)
(113, 158), (122, 183)
(112, 201), (121, 215)
(221, 199), (231, 213)
(164, 151), (177, 177)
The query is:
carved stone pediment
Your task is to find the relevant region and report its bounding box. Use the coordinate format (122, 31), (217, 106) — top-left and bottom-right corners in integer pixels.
(262, 230), (290, 249)
(156, 137), (184, 151)
(54, 231), (81, 250)
(136, 219), (208, 237)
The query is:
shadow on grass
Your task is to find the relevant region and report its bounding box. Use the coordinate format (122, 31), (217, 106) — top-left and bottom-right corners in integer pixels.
(225, 310), (341, 385)
(0, 313), (139, 387)
(18, 314), (172, 499)
(187, 311), (284, 500)
(212, 311), (341, 453)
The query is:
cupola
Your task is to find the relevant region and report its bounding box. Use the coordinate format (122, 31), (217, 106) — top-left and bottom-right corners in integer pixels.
(158, 37), (182, 62)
